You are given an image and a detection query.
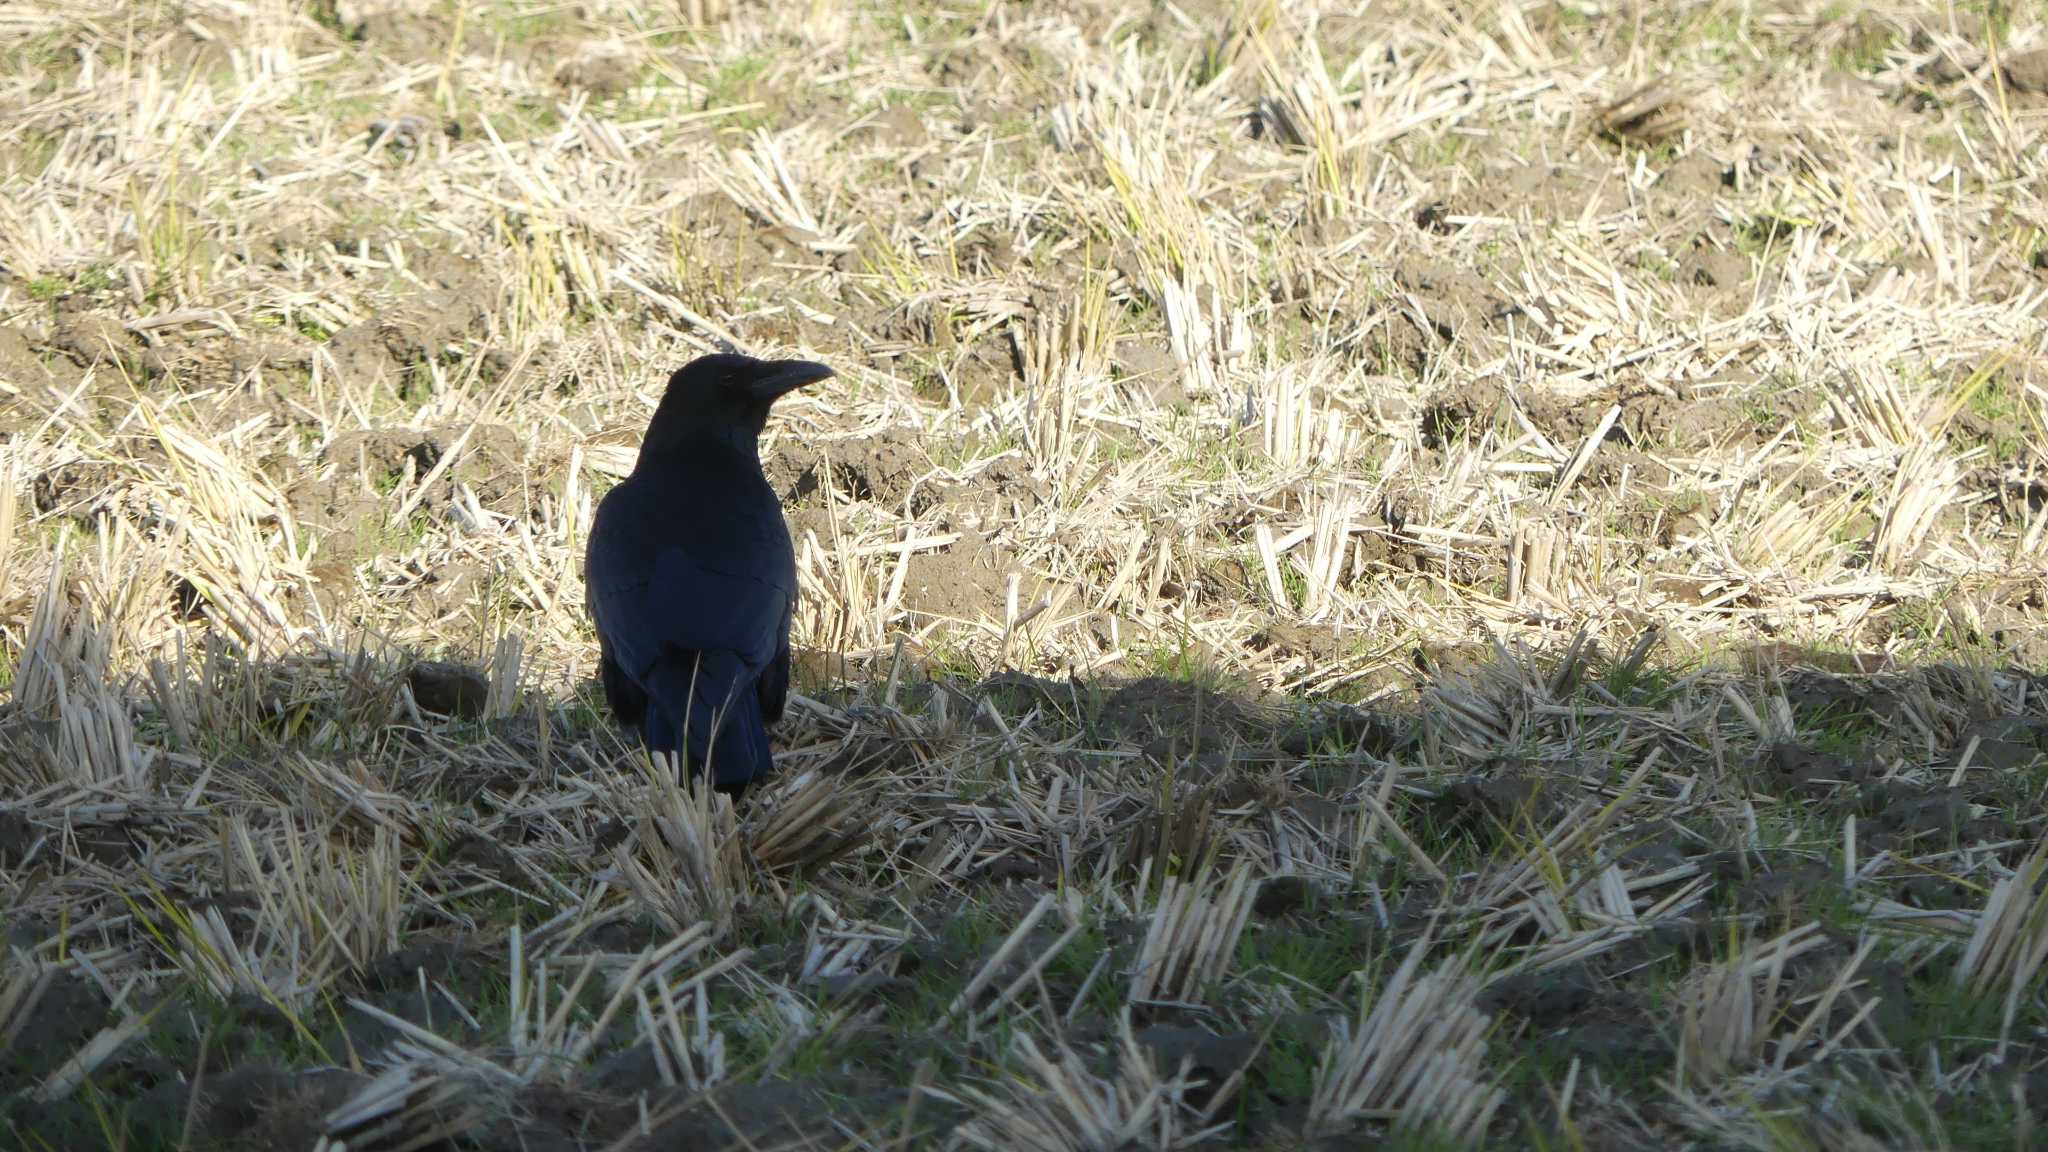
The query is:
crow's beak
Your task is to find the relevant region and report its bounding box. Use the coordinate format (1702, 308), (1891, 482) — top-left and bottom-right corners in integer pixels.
(748, 359), (835, 402)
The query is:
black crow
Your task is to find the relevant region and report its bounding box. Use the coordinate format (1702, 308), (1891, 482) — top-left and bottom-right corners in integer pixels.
(584, 352), (833, 795)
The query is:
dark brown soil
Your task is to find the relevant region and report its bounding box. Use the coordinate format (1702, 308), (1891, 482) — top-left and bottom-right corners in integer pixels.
(46, 309), (135, 367)
(1428, 771), (1559, 846)
(932, 452), (1046, 526)
(1136, 1023), (1259, 1087)
(1111, 336), (1186, 406)
(766, 425), (933, 511)
(613, 1080), (885, 1152)
(0, 325), (69, 408)
(1422, 375), (1783, 460)
(549, 42), (637, 99)
(1375, 255), (1515, 374)
(1275, 701), (1406, 757)
(1651, 152), (1727, 213)
(900, 528), (1021, 628)
(407, 659), (491, 718)
(192, 1064), (372, 1150)
(288, 421), (531, 576)
(1095, 675), (1277, 751)
(1433, 148), (1628, 225)
(1482, 963), (1601, 1027)
(2005, 48), (2048, 94)
(1677, 237), (1750, 294)
(0, 971), (109, 1083)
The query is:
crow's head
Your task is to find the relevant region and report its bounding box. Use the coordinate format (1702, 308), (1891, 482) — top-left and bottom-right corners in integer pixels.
(643, 353), (834, 458)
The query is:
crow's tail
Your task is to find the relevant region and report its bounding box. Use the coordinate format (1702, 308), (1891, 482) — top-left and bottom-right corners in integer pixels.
(642, 652), (774, 788)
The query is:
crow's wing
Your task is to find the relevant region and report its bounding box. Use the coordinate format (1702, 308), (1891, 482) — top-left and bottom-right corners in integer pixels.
(597, 647), (647, 730)
(594, 544), (788, 683)
(587, 486), (792, 753)
(758, 598), (793, 726)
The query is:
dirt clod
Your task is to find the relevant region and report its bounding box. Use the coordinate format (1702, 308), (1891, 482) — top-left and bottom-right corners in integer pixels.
(1097, 677), (1272, 750)
(2004, 48), (2048, 94)
(0, 325), (65, 399)
(1277, 704), (1404, 756)
(766, 427), (931, 511)
(1483, 964), (1599, 1027)
(870, 103), (929, 147)
(1679, 240), (1748, 289)
(1252, 875), (1318, 918)
(1430, 773), (1551, 843)
(1761, 742), (1867, 797)
(47, 312), (133, 366)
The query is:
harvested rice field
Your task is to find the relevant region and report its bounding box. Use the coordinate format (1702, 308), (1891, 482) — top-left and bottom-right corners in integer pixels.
(2, 0), (2048, 1148)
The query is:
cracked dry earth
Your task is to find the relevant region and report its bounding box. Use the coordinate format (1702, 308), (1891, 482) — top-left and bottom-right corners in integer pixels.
(2, 1), (2048, 1150)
